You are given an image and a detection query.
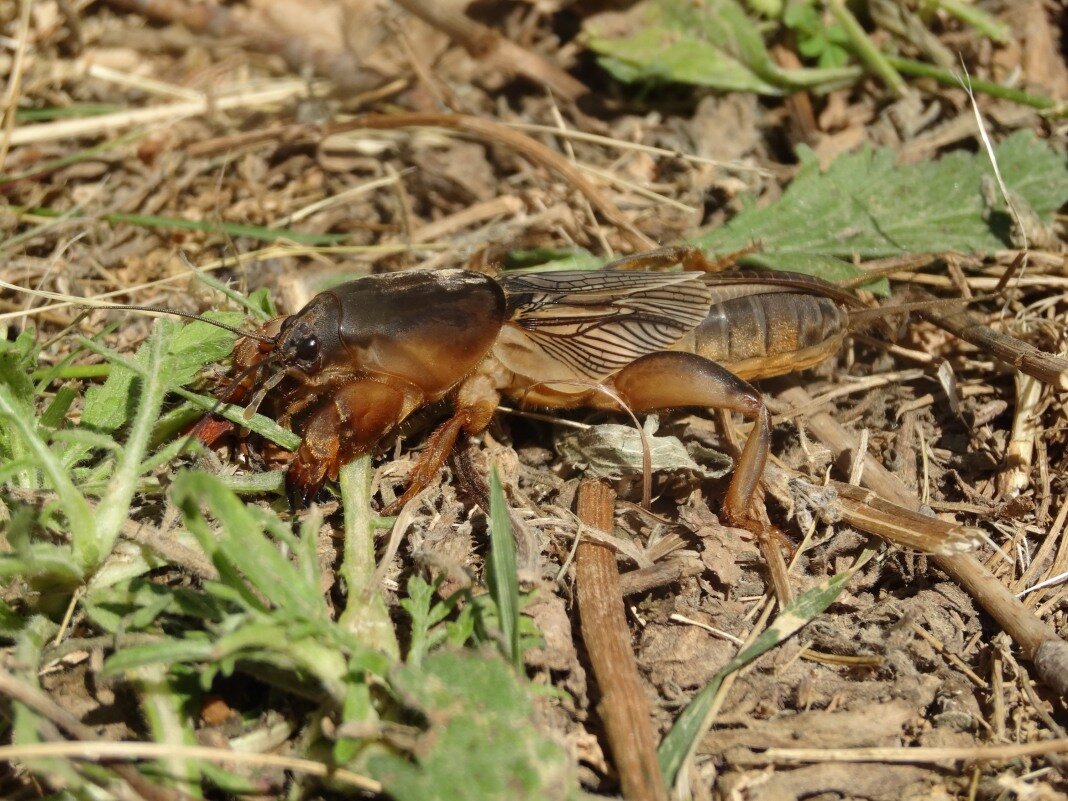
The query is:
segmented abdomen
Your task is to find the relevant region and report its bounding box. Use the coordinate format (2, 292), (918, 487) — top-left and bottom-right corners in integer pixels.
(688, 292), (847, 380)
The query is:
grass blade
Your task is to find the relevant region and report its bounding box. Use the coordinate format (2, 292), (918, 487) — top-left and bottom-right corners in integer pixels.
(486, 467), (521, 668)
(657, 569), (857, 786)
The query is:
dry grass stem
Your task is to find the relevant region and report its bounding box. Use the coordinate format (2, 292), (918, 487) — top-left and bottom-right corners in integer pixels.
(391, 0), (587, 101)
(738, 738), (1068, 765)
(775, 384), (1068, 699)
(576, 479), (668, 801)
(8, 80), (319, 147)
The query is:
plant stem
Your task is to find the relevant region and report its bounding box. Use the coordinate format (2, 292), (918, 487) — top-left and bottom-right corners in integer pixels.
(928, 0), (1010, 43)
(92, 321), (171, 568)
(826, 0), (906, 98)
(886, 56), (1060, 112)
(338, 455), (399, 658)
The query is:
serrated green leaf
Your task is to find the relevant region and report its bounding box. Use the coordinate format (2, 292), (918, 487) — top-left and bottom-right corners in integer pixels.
(370, 650), (580, 801)
(696, 132), (1068, 281)
(585, 0), (858, 94)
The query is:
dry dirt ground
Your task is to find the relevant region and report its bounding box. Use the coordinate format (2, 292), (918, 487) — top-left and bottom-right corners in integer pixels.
(1, 2), (1067, 800)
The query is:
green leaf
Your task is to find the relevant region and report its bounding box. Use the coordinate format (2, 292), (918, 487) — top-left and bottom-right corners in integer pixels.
(0, 597), (24, 636)
(39, 384), (78, 429)
(165, 312), (244, 388)
(170, 471), (326, 622)
(585, 0), (858, 94)
(79, 354), (137, 434)
(0, 384), (94, 550)
(486, 468), (521, 669)
(104, 638), (216, 675)
(0, 332), (41, 489)
(80, 313), (240, 436)
(696, 132), (1068, 286)
(658, 570), (854, 786)
(370, 651), (580, 801)
(84, 579), (226, 634)
(401, 576), (464, 666)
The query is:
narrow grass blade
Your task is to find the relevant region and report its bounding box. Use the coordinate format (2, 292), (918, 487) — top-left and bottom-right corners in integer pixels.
(658, 569), (855, 786)
(486, 467), (521, 668)
(170, 471), (324, 621)
(21, 207), (348, 247)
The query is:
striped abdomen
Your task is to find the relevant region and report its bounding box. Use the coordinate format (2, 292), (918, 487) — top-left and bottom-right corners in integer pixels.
(682, 291), (848, 380)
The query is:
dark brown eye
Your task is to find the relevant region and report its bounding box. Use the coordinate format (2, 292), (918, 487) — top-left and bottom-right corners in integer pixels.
(295, 335), (320, 362)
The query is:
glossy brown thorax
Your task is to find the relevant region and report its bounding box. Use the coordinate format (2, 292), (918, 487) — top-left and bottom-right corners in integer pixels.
(305, 269), (507, 396)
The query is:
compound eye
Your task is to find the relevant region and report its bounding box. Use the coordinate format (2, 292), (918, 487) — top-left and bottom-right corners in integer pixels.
(295, 335), (320, 362)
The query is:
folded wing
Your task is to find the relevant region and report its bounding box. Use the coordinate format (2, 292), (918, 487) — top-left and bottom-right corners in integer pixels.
(495, 270), (713, 385)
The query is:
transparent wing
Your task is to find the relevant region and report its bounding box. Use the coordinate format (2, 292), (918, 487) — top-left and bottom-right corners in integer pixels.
(496, 270), (713, 383)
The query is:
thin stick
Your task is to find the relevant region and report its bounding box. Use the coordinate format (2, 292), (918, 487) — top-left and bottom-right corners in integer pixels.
(735, 738), (1068, 765)
(391, 0), (587, 102)
(913, 290), (1068, 391)
(325, 113), (655, 251)
(0, 666), (193, 801)
(575, 480), (667, 801)
(776, 384), (1068, 699)
(0, 740), (380, 794)
(0, 0), (32, 171)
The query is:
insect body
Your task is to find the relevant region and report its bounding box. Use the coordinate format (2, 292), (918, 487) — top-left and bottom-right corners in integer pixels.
(214, 248), (862, 528)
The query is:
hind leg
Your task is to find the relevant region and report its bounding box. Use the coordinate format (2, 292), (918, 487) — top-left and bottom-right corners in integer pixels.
(607, 351), (769, 528)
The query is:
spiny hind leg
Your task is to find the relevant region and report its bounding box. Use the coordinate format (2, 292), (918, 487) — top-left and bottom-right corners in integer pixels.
(607, 351), (770, 529)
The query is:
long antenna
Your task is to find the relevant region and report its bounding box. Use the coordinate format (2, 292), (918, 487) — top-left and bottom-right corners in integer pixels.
(0, 278), (278, 345)
(84, 303), (277, 345)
